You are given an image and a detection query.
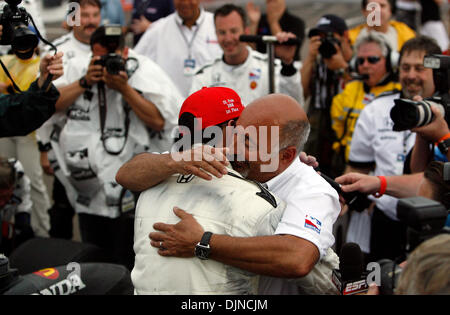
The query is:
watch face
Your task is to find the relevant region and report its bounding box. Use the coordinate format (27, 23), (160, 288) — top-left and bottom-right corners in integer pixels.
(195, 244), (210, 260)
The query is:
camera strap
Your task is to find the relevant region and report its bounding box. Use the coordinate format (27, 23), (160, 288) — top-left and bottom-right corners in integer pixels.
(97, 82), (130, 156)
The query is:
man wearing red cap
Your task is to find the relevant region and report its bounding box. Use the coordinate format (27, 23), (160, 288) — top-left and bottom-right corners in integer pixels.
(117, 89), (340, 295)
(129, 87), (287, 294)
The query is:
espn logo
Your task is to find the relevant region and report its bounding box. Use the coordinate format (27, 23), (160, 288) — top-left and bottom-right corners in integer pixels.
(343, 280), (369, 295)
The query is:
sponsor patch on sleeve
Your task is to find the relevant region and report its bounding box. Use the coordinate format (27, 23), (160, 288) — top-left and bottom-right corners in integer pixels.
(304, 215), (322, 234)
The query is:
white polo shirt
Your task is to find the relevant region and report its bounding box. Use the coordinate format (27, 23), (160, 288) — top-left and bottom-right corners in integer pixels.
(190, 46), (304, 106)
(134, 9), (222, 97)
(258, 158), (341, 295)
(349, 92), (416, 220)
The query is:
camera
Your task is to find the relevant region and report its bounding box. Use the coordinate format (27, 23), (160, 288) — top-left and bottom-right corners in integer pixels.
(390, 55), (450, 131)
(94, 53), (125, 75)
(0, 0), (38, 56)
(318, 33), (341, 59)
(376, 196), (449, 295)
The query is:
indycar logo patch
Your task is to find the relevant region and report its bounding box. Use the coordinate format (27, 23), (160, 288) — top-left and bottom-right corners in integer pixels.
(304, 215), (321, 234)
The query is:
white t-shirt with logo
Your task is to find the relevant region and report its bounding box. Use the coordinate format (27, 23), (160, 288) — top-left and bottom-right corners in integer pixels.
(349, 92), (416, 220)
(258, 158), (341, 294)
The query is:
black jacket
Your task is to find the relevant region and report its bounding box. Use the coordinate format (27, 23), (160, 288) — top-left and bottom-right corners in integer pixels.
(0, 80), (60, 137)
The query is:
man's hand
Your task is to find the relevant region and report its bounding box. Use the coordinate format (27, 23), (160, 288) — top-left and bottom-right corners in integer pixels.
(170, 145), (230, 181)
(246, 1), (261, 28)
(335, 172), (380, 195)
(38, 52), (64, 88)
(306, 35), (321, 61)
(274, 31), (297, 65)
(323, 43), (348, 71)
(40, 151), (54, 175)
(412, 105), (450, 142)
(149, 207), (204, 257)
(84, 56), (104, 86)
(103, 69), (129, 94)
(299, 151), (319, 168)
(131, 16), (151, 35)
(266, 0), (285, 27)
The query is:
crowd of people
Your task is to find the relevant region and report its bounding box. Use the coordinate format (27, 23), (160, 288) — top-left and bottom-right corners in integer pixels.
(0, 0), (450, 295)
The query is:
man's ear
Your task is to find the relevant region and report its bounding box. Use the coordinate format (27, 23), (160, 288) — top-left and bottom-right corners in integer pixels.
(280, 146), (297, 164)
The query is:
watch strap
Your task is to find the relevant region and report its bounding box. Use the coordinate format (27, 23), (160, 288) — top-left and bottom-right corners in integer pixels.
(79, 76), (91, 89)
(199, 231), (213, 246)
(438, 138), (450, 154)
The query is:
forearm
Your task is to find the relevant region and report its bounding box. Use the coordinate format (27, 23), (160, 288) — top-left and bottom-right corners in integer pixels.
(300, 56), (315, 99)
(55, 81), (85, 112)
(268, 21), (282, 36)
(385, 173), (423, 199)
(410, 136), (433, 173)
(116, 152), (176, 191)
(121, 85), (165, 131)
(209, 234), (318, 278)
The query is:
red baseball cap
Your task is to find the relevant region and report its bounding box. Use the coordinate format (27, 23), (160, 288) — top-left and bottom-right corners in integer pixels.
(179, 87), (244, 130)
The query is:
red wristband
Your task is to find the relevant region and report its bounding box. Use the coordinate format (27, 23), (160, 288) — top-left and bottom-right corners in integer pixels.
(435, 133), (450, 147)
(373, 176), (387, 198)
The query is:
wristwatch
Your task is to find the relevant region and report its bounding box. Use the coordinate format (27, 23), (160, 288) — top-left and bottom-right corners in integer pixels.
(437, 138), (450, 155)
(79, 76), (91, 89)
(194, 231), (213, 260)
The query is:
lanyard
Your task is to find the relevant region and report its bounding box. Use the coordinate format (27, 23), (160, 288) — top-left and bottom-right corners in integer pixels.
(176, 14), (203, 59)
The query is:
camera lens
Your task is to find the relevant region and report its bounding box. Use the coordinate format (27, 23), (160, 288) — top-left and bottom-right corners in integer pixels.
(390, 99), (435, 131)
(319, 40), (337, 59)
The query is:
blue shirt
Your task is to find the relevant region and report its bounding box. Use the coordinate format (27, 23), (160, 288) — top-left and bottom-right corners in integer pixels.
(100, 0), (125, 26)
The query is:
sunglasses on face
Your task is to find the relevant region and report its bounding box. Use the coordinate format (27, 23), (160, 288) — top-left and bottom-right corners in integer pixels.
(356, 56), (381, 65)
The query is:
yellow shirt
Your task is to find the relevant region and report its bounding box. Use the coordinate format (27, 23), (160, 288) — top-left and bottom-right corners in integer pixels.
(0, 54), (40, 94)
(330, 80), (401, 161)
(349, 20), (416, 51)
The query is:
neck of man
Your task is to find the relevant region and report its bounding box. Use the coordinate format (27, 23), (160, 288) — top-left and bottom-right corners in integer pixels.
(224, 47), (249, 66)
(183, 8), (201, 29)
(73, 31), (90, 45)
(368, 22), (389, 33)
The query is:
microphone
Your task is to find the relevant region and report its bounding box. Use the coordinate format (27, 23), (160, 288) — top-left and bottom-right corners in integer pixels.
(332, 243), (369, 295)
(239, 35), (301, 46)
(349, 72), (370, 81)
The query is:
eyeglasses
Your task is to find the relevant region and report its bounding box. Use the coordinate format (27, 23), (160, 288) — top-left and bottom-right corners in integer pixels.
(356, 56), (381, 66)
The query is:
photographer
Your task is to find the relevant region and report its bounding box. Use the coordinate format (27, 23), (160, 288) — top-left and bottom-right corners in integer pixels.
(301, 15), (353, 177)
(410, 99), (450, 172)
(49, 25), (181, 269)
(343, 36), (442, 262)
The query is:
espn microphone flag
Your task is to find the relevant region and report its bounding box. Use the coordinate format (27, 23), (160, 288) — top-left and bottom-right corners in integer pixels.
(332, 243), (369, 295)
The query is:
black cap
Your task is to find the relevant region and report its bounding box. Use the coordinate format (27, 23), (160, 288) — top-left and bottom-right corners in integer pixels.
(308, 15), (348, 38)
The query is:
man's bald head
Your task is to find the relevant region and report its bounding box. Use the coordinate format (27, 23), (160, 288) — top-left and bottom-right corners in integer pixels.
(239, 94), (310, 154)
(231, 94), (310, 182)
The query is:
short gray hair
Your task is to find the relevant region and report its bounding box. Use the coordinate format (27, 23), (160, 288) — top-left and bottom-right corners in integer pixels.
(280, 120), (311, 157)
(354, 32), (390, 57)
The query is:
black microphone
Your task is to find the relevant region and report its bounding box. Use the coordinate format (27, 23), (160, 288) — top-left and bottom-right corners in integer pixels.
(350, 73), (370, 81)
(332, 243), (369, 295)
(239, 35), (301, 46)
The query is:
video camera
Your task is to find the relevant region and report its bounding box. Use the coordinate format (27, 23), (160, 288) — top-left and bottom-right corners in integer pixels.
(390, 54), (450, 131)
(376, 196), (449, 294)
(0, 0), (38, 57)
